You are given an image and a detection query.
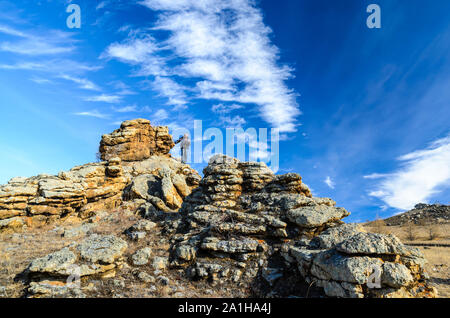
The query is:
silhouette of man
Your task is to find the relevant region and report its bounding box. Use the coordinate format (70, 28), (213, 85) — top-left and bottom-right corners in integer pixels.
(175, 133), (190, 163)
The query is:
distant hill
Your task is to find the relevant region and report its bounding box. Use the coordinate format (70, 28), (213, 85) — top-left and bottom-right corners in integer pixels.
(383, 203), (450, 226)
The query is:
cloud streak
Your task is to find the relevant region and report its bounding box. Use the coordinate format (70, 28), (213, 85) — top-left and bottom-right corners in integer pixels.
(103, 0), (300, 132)
(84, 94), (122, 103)
(73, 110), (110, 119)
(0, 25), (76, 55)
(324, 176), (335, 189)
(366, 134), (450, 210)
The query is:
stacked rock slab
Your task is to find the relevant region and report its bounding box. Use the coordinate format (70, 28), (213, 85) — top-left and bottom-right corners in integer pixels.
(284, 229), (436, 298)
(0, 119), (200, 232)
(0, 158), (128, 231)
(99, 118), (175, 161)
(169, 155), (436, 298)
(26, 234), (128, 298)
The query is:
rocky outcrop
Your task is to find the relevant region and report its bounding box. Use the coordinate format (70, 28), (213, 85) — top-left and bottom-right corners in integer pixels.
(285, 231), (435, 298)
(0, 120), (199, 233)
(0, 158), (127, 230)
(26, 234), (128, 297)
(99, 119), (175, 162)
(167, 155), (437, 298)
(1, 120), (437, 298)
(383, 203), (450, 226)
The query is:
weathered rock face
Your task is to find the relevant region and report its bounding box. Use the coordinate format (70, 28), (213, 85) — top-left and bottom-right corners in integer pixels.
(27, 234), (128, 297)
(1, 120), (437, 298)
(99, 119), (175, 162)
(167, 155), (437, 298)
(0, 158), (128, 229)
(0, 120), (199, 233)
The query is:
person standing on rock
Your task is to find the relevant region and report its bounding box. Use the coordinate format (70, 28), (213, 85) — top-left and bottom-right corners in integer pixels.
(175, 133), (190, 163)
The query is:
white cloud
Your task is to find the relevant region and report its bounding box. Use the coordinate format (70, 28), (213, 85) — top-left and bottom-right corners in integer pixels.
(73, 110), (109, 119)
(0, 26), (76, 55)
(367, 134), (450, 210)
(152, 76), (188, 108)
(219, 115), (246, 128)
(153, 109), (169, 121)
(104, 0), (300, 132)
(101, 36), (166, 77)
(30, 76), (52, 84)
(324, 176), (335, 189)
(0, 24), (27, 37)
(0, 59), (101, 74)
(112, 105), (138, 112)
(58, 75), (100, 91)
(212, 103), (243, 114)
(85, 94), (122, 103)
(109, 81), (136, 95)
(96, 1), (108, 10)
(363, 173), (391, 179)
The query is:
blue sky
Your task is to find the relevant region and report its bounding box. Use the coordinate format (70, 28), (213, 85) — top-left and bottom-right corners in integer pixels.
(0, 0), (449, 222)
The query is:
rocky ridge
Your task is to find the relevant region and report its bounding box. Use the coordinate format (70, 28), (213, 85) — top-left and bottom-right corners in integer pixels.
(383, 203), (450, 226)
(165, 155), (436, 298)
(0, 119), (438, 298)
(0, 119), (199, 233)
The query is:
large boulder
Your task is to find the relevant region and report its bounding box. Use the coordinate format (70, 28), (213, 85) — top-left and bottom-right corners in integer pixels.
(26, 234), (128, 297)
(99, 118), (175, 162)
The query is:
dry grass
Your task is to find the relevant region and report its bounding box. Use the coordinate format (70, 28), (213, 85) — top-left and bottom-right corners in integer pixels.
(365, 222), (450, 244)
(419, 247), (450, 298)
(0, 209), (249, 298)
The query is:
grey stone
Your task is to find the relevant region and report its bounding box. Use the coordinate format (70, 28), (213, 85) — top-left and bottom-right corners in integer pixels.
(381, 262), (414, 288)
(152, 256), (168, 270)
(201, 237), (260, 253)
(137, 272), (155, 283)
(76, 235), (128, 264)
(286, 205), (349, 228)
(132, 247), (152, 266)
(336, 232), (415, 256)
(310, 223), (363, 249)
(28, 248), (77, 275)
(311, 249), (383, 284)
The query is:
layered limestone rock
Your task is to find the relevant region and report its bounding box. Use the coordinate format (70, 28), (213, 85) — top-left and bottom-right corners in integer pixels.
(168, 155), (436, 298)
(0, 120), (199, 232)
(284, 231), (435, 298)
(99, 119), (175, 162)
(1, 119), (437, 298)
(0, 158), (128, 230)
(26, 234), (128, 297)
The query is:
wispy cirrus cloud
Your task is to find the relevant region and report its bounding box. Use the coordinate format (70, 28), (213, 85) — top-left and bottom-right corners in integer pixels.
(219, 115), (246, 129)
(58, 74), (101, 91)
(0, 59), (101, 73)
(73, 110), (110, 119)
(84, 94), (122, 103)
(112, 105), (138, 112)
(366, 134), (450, 210)
(151, 76), (188, 108)
(102, 0), (300, 132)
(324, 176), (335, 189)
(0, 25), (76, 55)
(212, 103), (244, 114)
